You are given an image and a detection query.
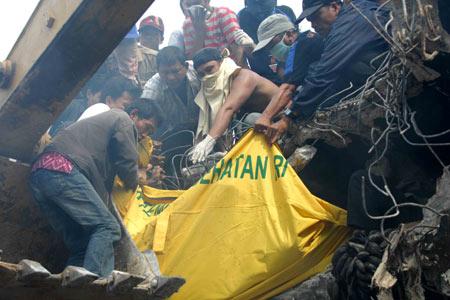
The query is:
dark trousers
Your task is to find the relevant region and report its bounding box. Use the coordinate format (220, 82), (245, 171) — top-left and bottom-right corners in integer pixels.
(29, 168), (121, 277)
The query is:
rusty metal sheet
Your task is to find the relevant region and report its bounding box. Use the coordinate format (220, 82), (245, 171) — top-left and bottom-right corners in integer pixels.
(0, 0), (154, 162)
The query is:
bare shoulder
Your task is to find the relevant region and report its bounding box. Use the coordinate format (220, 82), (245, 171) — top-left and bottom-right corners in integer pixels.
(251, 70), (279, 93)
(228, 69), (252, 87)
(234, 69), (261, 84)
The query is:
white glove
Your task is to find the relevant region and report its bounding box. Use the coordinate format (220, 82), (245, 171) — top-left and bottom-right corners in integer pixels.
(233, 29), (255, 48)
(189, 135), (217, 164)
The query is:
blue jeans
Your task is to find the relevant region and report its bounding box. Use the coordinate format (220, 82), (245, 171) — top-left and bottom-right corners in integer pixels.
(29, 168), (121, 277)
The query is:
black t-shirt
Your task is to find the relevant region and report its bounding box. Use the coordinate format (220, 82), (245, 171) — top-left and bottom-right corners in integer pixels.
(238, 5), (296, 42)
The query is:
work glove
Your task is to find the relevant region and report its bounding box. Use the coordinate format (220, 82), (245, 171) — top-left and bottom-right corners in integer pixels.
(189, 135), (216, 164)
(233, 29), (255, 48)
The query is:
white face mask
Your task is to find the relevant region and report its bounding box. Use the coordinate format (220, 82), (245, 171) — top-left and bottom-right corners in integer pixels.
(270, 39), (291, 62)
(201, 67), (222, 89)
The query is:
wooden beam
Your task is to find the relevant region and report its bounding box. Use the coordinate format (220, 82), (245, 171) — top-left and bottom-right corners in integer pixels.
(0, 0), (154, 162)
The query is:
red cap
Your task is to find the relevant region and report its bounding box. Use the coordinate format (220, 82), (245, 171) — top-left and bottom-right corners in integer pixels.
(139, 16), (164, 34)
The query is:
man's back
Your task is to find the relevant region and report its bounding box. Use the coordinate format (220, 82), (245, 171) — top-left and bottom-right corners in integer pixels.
(45, 109), (138, 201)
(237, 69), (279, 113)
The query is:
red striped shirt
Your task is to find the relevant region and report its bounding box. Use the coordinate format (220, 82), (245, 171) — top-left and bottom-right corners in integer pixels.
(183, 7), (241, 56)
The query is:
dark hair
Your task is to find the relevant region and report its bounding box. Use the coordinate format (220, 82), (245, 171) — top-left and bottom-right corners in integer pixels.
(125, 98), (164, 125)
(156, 46), (187, 69)
(99, 76), (142, 103)
(83, 72), (105, 94)
(192, 47), (222, 69)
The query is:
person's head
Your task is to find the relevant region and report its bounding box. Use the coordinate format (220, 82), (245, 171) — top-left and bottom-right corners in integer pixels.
(99, 76), (142, 110)
(246, 0), (277, 20)
(83, 74), (105, 106)
(253, 14), (297, 62)
(139, 16), (164, 50)
(125, 99), (163, 139)
(184, 0), (211, 22)
(114, 26), (139, 79)
(192, 47), (223, 78)
(296, 0), (342, 37)
(116, 26), (139, 54)
(156, 46), (189, 89)
(184, 0), (211, 10)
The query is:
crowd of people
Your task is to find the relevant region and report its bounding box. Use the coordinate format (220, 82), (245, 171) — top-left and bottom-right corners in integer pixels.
(29, 0), (392, 278)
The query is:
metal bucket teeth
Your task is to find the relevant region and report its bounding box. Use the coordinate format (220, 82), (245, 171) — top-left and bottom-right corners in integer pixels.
(107, 271), (146, 294)
(151, 275), (186, 298)
(61, 266), (99, 288)
(18, 259), (51, 282)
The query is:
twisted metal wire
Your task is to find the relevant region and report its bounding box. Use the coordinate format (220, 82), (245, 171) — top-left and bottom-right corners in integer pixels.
(304, 0), (450, 229)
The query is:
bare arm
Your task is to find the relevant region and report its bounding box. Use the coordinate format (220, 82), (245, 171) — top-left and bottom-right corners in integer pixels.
(183, 12), (207, 59)
(254, 84), (295, 140)
(261, 84), (296, 120)
(186, 25), (207, 59)
(228, 42), (247, 68)
(208, 71), (256, 138)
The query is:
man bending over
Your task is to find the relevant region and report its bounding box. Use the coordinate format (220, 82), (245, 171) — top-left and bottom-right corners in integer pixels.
(189, 47), (279, 163)
(29, 100), (160, 277)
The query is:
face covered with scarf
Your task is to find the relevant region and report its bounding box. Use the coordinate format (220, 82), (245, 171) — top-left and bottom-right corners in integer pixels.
(193, 48), (241, 139)
(190, 48), (241, 163)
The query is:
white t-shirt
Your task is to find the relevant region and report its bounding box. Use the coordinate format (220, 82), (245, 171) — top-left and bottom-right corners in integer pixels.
(78, 103), (110, 121)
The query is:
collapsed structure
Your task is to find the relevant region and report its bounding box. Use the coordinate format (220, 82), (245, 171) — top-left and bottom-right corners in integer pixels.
(276, 0), (450, 298)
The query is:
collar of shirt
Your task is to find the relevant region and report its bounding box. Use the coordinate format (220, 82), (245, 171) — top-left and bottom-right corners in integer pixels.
(138, 45), (159, 56)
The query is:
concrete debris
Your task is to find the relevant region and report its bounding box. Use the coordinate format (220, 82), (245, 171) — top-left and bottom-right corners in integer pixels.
(371, 171), (450, 298)
(272, 268), (334, 300)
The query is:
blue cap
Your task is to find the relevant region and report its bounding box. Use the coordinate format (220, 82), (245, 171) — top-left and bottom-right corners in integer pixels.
(125, 26), (139, 39)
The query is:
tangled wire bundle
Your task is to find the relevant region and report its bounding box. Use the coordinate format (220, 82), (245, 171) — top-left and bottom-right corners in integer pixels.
(331, 229), (391, 299)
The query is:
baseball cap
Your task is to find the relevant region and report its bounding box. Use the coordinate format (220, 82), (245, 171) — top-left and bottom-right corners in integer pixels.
(253, 14), (295, 53)
(295, 0), (336, 24)
(139, 16), (165, 35)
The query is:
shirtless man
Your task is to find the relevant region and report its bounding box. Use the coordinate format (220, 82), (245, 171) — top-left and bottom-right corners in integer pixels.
(189, 47), (279, 163)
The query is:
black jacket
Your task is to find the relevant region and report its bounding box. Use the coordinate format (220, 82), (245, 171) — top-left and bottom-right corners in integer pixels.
(291, 0), (389, 119)
(44, 109), (139, 202)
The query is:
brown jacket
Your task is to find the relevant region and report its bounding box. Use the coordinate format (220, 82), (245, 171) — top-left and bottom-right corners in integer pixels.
(43, 109), (139, 202)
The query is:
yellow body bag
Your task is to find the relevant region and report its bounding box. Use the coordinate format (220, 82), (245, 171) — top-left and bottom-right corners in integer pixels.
(112, 135), (183, 243)
(138, 131), (350, 299)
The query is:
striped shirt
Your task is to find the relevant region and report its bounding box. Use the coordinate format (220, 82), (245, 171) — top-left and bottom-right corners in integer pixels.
(183, 7), (241, 57)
